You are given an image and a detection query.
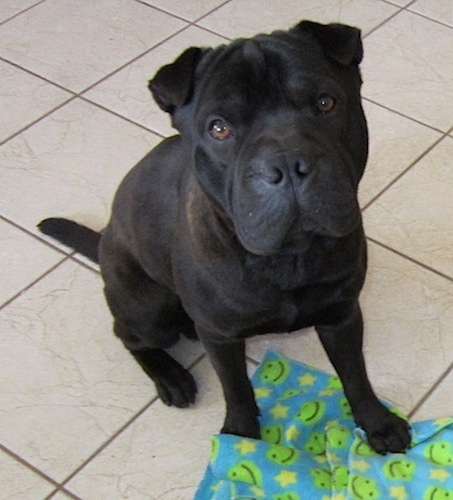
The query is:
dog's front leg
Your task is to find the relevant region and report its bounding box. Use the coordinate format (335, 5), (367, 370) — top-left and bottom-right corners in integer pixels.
(316, 302), (411, 454)
(201, 333), (260, 439)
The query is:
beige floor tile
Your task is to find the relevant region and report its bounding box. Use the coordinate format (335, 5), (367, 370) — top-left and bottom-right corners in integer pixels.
(360, 100), (441, 207)
(364, 136), (453, 278)
(51, 493), (75, 500)
(199, 0), (398, 39)
(0, 219), (64, 305)
(84, 26), (227, 137)
(0, 259), (202, 481)
(362, 10), (453, 131)
(385, 0), (412, 5)
(0, 99), (159, 237)
(409, 0), (453, 27)
(0, 0), (40, 23)
(0, 261), (158, 480)
(0, 0), (186, 92)
(248, 241), (453, 414)
(412, 368), (453, 421)
(0, 450), (55, 498)
(141, 0), (227, 21)
(65, 357), (221, 499)
(0, 0), (452, 494)
(0, 60), (71, 143)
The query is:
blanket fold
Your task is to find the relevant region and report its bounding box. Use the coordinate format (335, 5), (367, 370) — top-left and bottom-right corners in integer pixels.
(195, 349), (453, 500)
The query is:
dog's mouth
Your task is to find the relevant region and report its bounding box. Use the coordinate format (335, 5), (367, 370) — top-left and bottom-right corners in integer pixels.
(234, 208), (360, 257)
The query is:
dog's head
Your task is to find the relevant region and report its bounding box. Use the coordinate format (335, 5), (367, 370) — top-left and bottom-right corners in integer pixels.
(150, 21), (368, 256)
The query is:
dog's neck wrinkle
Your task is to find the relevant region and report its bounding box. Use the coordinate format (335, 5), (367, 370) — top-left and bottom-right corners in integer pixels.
(244, 235), (342, 290)
(185, 178), (241, 259)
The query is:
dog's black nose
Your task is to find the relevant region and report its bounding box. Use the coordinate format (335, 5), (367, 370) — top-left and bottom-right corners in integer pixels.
(260, 156), (311, 185)
(264, 166), (284, 184)
(294, 157), (311, 177)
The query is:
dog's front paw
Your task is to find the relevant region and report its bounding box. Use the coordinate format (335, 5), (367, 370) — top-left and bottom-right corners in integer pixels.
(221, 408), (261, 439)
(360, 405), (411, 454)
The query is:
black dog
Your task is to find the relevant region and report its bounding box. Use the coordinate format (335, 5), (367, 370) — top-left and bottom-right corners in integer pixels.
(39, 20), (410, 454)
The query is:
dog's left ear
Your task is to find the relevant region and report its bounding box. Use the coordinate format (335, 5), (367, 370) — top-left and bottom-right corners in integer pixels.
(295, 20), (363, 66)
(149, 47), (207, 113)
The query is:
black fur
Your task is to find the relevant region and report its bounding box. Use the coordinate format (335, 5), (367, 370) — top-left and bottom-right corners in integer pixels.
(38, 218), (100, 262)
(38, 20), (410, 455)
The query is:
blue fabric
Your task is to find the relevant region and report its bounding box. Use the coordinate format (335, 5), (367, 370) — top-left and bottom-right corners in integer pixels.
(195, 349), (453, 500)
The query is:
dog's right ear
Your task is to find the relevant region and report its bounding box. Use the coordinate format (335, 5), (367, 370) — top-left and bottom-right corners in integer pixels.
(149, 47), (206, 114)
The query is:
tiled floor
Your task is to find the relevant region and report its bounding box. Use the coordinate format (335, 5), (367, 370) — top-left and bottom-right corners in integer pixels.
(0, 0), (452, 498)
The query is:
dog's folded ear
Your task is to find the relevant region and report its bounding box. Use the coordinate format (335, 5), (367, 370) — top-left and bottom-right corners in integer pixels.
(149, 47), (207, 113)
(295, 20), (363, 66)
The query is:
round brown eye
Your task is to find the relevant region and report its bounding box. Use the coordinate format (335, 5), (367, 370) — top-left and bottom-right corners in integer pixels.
(209, 119), (232, 140)
(317, 94), (336, 114)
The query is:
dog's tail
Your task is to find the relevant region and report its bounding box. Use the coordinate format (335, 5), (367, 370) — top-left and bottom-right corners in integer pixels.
(38, 218), (101, 263)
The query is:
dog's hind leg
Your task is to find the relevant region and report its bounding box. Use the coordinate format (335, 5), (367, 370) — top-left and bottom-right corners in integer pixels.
(114, 321), (197, 407)
(100, 243), (197, 408)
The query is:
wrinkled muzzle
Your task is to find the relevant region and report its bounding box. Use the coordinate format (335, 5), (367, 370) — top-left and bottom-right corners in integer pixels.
(232, 145), (361, 256)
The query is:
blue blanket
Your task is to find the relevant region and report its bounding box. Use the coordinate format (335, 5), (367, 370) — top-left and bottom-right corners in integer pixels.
(195, 350), (453, 500)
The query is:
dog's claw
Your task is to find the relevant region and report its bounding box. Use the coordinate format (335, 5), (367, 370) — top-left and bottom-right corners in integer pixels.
(154, 366), (197, 408)
(131, 348), (197, 408)
(362, 409), (411, 454)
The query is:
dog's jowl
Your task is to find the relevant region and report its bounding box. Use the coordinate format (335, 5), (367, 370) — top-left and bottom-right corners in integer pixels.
(39, 20), (411, 454)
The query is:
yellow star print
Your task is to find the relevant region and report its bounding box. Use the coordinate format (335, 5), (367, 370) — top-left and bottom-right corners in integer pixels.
(430, 468), (451, 482)
(249, 486), (265, 497)
(351, 460), (371, 472)
(326, 419), (341, 428)
(274, 470), (298, 487)
(269, 403), (290, 419)
(328, 494), (347, 500)
(434, 417), (453, 428)
(234, 440), (257, 455)
(326, 453), (341, 464)
(210, 481), (222, 492)
(285, 424), (300, 442)
(390, 485), (408, 500)
(299, 373), (316, 386)
(254, 387), (272, 398)
(319, 389), (336, 397)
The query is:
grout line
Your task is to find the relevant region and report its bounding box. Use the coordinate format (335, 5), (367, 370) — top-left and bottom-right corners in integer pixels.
(46, 486), (81, 500)
(56, 351), (207, 490)
(78, 0), (233, 98)
(403, 4), (453, 30)
(191, 0), (234, 26)
(0, 215), (73, 257)
(133, 0), (194, 23)
(0, 92), (77, 147)
(55, 397), (160, 490)
(0, 214), (101, 275)
(134, 0), (234, 27)
(0, 0), (46, 27)
(362, 97), (446, 134)
(81, 0), (235, 99)
(0, 442), (59, 490)
(362, 3), (406, 39)
(0, 56), (77, 96)
(0, 254), (71, 311)
(78, 24), (192, 96)
(246, 355), (261, 367)
(0, 216), (101, 299)
(77, 95), (166, 138)
(366, 237), (453, 283)
(191, 22), (232, 42)
(361, 131), (449, 211)
(408, 362), (453, 418)
(66, 252), (102, 275)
